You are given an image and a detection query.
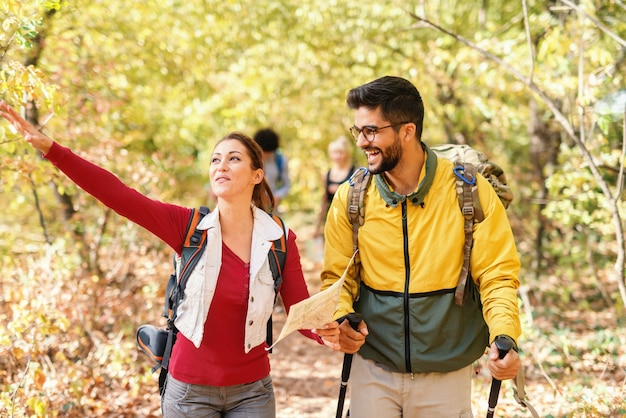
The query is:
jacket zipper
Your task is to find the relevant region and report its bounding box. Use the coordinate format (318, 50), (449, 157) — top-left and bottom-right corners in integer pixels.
(402, 200), (412, 373)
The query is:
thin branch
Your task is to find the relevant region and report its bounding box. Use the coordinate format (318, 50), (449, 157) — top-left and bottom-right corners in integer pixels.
(29, 174), (52, 245)
(532, 352), (560, 396)
(619, 104), (626, 305)
(408, 14), (533, 88)
(408, 13), (575, 142)
(521, 0), (535, 83)
(92, 208), (111, 277)
(616, 115), (626, 199)
(0, 138), (23, 145)
(408, 12), (617, 216)
(559, 0), (626, 47)
(578, 12), (586, 145)
(10, 353), (32, 418)
(0, 32), (18, 63)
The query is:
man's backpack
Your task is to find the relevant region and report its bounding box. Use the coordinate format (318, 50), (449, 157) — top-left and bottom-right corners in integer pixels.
(346, 143), (539, 417)
(136, 206), (288, 395)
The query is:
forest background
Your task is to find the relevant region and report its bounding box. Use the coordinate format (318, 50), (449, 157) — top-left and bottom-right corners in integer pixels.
(1, 0), (625, 417)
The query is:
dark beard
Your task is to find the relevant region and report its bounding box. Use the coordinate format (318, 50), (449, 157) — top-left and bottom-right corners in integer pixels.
(368, 135), (402, 174)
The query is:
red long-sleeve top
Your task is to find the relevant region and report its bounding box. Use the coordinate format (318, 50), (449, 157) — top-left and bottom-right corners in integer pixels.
(44, 142), (322, 386)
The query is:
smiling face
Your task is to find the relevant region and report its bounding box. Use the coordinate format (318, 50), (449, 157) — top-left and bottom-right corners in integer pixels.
(209, 138), (264, 201)
(353, 106), (404, 175)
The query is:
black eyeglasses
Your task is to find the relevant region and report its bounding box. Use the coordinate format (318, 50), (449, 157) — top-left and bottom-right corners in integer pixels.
(349, 122), (410, 142)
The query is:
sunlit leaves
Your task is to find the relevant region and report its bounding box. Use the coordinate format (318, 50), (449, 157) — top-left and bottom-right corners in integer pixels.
(43, 0), (68, 11)
(0, 62), (56, 110)
(544, 139), (621, 240)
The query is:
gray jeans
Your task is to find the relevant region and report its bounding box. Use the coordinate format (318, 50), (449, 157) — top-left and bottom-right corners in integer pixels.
(161, 373), (276, 418)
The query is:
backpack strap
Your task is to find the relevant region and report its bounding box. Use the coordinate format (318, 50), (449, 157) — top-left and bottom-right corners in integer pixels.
(453, 163), (481, 306)
(347, 167), (371, 253)
(163, 206), (210, 319)
(166, 204), (210, 313)
(453, 162), (540, 415)
(177, 206), (211, 287)
(159, 206), (210, 393)
(266, 214), (288, 351)
(512, 367), (541, 418)
(268, 214), (287, 294)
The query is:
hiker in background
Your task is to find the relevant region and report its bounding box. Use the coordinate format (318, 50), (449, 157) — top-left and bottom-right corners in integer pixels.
(0, 101), (340, 418)
(253, 128), (291, 213)
(314, 135), (355, 237)
(314, 76), (522, 417)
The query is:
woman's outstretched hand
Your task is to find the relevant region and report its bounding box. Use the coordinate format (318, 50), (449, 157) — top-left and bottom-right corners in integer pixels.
(0, 101), (53, 154)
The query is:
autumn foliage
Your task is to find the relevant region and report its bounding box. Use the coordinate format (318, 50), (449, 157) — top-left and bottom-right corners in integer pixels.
(2, 1), (625, 417)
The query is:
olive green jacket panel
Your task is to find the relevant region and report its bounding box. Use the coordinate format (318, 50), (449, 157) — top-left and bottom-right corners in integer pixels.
(355, 278), (490, 373)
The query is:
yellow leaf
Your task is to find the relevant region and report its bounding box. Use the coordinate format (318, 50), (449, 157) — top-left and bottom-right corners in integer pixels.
(12, 346), (25, 360)
(54, 350), (67, 363)
(6, 0), (23, 15)
(26, 396), (47, 417)
(34, 368), (46, 390)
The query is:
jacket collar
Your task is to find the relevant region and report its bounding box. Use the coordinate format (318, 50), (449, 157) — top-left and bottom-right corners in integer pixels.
(374, 143), (438, 208)
(196, 205), (283, 241)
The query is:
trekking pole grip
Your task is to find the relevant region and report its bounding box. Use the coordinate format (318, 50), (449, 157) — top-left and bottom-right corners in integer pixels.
(339, 313), (362, 382)
(344, 313), (362, 331)
(336, 313), (363, 418)
(486, 335), (514, 418)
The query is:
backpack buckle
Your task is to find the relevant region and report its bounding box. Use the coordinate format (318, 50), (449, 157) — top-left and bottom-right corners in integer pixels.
(453, 166), (476, 185)
(462, 206), (474, 218)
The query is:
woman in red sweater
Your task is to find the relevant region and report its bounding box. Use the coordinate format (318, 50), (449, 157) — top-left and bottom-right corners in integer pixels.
(0, 101), (340, 418)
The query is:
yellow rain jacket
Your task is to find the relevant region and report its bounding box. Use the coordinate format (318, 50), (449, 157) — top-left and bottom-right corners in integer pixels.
(321, 145), (521, 373)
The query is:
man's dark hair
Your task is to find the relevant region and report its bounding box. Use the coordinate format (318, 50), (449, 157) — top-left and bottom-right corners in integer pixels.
(346, 76), (425, 141)
(253, 128), (280, 152)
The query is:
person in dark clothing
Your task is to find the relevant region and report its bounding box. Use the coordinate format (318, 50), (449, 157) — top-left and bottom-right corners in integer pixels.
(315, 135), (355, 237)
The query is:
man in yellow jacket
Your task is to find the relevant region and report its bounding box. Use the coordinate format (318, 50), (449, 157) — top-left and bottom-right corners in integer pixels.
(317, 76), (522, 417)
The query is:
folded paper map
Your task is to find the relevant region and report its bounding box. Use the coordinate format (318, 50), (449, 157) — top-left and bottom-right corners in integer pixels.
(267, 251), (357, 350)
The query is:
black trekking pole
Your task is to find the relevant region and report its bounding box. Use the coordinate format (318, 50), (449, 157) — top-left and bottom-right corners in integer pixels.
(335, 313), (362, 418)
(486, 335), (514, 418)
